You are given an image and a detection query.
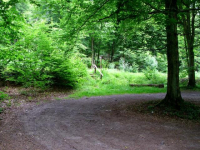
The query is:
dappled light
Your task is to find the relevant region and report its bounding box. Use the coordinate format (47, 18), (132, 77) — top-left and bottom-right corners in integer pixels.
(0, 0), (200, 149)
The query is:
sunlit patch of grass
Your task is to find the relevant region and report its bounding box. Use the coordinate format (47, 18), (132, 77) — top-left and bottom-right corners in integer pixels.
(69, 69), (167, 98)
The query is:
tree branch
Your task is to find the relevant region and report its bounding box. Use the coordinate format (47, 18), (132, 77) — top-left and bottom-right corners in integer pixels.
(75, 0), (110, 32)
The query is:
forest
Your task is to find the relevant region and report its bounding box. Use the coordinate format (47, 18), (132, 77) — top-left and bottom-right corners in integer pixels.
(1, 1), (200, 149)
(0, 0), (200, 110)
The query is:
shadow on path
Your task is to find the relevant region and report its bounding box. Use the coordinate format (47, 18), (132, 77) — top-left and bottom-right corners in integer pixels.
(0, 92), (200, 150)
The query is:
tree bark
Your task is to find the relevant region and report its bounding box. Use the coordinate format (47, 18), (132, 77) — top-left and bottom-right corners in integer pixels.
(162, 0), (183, 108)
(181, 2), (196, 88)
(187, 39), (195, 87)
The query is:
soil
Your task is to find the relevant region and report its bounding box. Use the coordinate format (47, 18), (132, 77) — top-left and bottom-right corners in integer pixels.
(0, 90), (200, 150)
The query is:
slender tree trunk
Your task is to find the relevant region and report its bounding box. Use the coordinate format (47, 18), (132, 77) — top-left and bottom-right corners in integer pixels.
(97, 41), (101, 66)
(162, 0), (183, 108)
(187, 41), (195, 87)
(183, 34), (189, 66)
(187, 3), (196, 88)
(181, 2), (196, 88)
(91, 36), (95, 68)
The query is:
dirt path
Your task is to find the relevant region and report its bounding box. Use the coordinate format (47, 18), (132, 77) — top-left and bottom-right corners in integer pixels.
(0, 92), (200, 150)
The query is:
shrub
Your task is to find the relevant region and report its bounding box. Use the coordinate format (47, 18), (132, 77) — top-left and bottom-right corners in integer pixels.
(145, 55), (158, 70)
(82, 57), (92, 68)
(108, 63), (115, 69)
(132, 62), (139, 73)
(179, 69), (188, 79)
(119, 58), (133, 72)
(143, 68), (167, 84)
(50, 54), (88, 88)
(143, 67), (158, 81)
(3, 52), (88, 89)
(102, 59), (109, 68)
(0, 21), (88, 89)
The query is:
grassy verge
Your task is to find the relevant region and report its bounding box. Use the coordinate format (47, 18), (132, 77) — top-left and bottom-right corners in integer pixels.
(0, 91), (9, 114)
(69, 69), (167, 98)
(70, 86), (166, 98)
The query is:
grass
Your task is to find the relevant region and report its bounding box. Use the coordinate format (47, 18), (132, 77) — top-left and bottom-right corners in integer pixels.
(69, 69), (167, 98)
(70, 69), (200, 98)
(0, 91), (9, 101)
(0, 107), (3, 114)
(0, 91), (9, 114)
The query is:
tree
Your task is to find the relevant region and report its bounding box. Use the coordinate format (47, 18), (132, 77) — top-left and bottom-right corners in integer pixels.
(100, 0), (184, 107)
(179, 0), (198, 88)
(162, 0), (183, 107)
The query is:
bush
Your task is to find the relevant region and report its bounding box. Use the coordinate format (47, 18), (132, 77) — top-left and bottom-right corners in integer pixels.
(82, 57), (92, 68)
(102, 59), (109, 68)
(2, 52), (88, 89)
(132, 62), (139, 73)
(143, 68), (167, 84)
(50, 53), (88, 88)
(179, 69), (188, 79)
(145, 55), (158, 70)
(108, 63), (115, 69)
(0, 21), (88, 89)
(143, 67), (158, 80)
(119, 58), (133, 72)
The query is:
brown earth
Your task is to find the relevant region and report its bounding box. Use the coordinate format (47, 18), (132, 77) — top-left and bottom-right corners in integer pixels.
(0, 91), (200, 150)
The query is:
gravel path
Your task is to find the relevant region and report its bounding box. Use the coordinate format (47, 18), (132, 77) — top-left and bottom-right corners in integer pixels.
(0, 92), (200, 150)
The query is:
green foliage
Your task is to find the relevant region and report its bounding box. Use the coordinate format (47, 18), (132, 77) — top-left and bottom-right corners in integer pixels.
(82, 57), (92, 68)
(0, 0), (199, 101)
(157, 54), (167, 73)
(0, 107), (3, 114)
(143, 67), (157, 80)
(145, 55), (158, 70)
(142, 54), (167, 84)
(101, 59), (109, 68)
(0, 91), (9, 101)
(108, 63), (115, 69)
(131, 62), (139, 73)
(69, 69), (166, 98)
(179, 69), (188, 79)
(0, 20), (88, 89)
(119, 58), (133, 72)
(1, 22), (53, 88)
(50, 54), (88, 87)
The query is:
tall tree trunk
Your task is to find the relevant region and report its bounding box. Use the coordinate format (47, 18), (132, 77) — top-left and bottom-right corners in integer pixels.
(181, 2), (196, 88)
(97, 41), (101, 66)
(162, 0), (183, 108)
(187, 40), (195, 87)
(91, 36), (95, 68)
